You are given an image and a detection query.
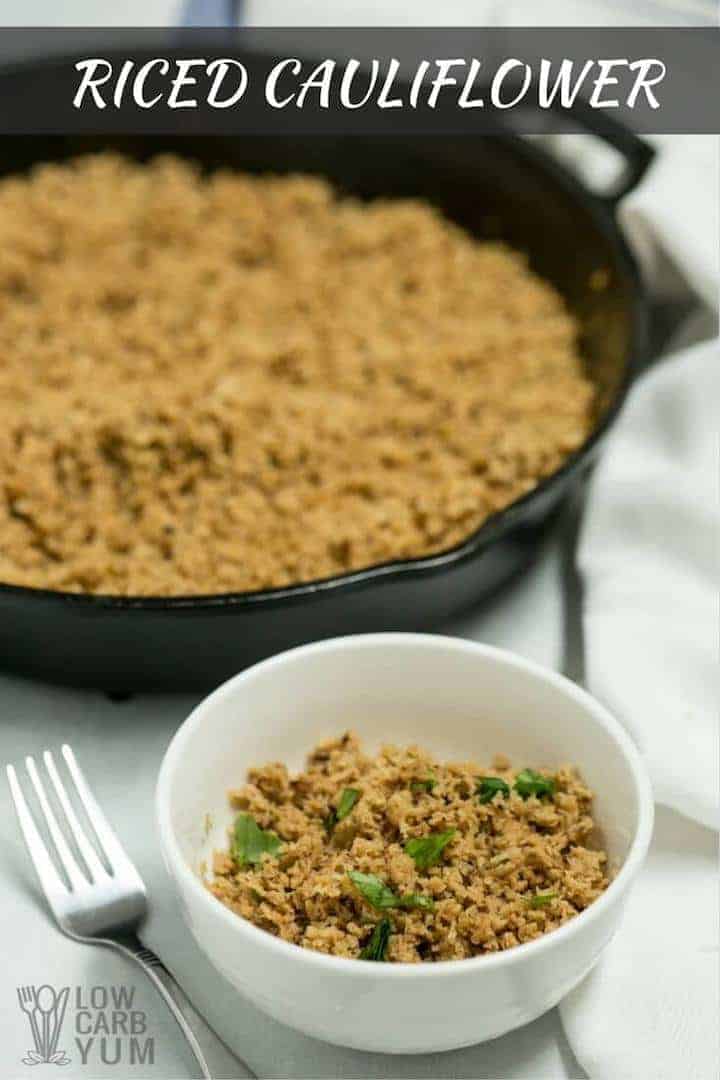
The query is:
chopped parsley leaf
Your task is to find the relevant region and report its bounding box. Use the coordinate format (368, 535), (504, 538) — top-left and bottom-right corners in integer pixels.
(397, 892), (435, 911)
(360, 917), (393, 961)
(410, 774), (437, 794)
(325, 787), (361, 832)
(514, 769), (556, 799)
(348, 871), (434, 912)
(231, 813), (282, 867)
(476, 776), (511, 804)
(404, 829), (456, 871)
(527, 891), (557, 909)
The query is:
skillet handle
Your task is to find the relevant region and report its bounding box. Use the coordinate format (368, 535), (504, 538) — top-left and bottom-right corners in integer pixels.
(560, 98), (656, 207)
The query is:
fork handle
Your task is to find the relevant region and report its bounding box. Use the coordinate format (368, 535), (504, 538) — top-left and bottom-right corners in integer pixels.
(110, 936), (254, 1079)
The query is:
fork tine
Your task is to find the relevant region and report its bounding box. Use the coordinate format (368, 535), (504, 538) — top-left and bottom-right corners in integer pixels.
(6, 765), (68, 903)
(25, 755), (87, 891)
(61, 745), (141, 883)
(43, 750), (107, 882)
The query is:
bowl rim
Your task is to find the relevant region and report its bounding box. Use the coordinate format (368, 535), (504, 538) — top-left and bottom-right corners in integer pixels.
(155, 632), (654, 977)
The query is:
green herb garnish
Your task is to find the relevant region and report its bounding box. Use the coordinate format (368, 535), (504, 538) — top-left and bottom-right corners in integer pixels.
(527, 891), (557, 909)
(410, 774), (437, 794)
(325, 787), (361, 832)
(513, 769), (556, 800)
(231, 813), (282, 867)
(360, 917), (393, 961)
(399, 893), (435, 911)
(404, 829), (456, 871)
(349, 871), (399, 908)
(348, 871), (435, 912)
(477, 776), (511, 804)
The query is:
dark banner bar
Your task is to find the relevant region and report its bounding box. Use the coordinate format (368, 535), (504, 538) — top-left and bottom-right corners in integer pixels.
(0, 27), (716, 135)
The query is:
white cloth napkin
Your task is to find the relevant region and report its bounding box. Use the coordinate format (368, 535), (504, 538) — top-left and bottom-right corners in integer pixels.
(559, 338), (720, 1079)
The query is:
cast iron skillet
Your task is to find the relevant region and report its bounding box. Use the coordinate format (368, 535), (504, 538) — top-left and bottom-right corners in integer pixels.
(0, 92), (654, 689)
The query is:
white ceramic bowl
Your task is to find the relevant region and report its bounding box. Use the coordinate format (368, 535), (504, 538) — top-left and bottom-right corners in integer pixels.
(156, 633), (653, 1054)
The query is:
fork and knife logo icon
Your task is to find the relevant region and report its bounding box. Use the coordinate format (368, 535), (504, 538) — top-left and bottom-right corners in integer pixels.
(16, 985), (71, 1066)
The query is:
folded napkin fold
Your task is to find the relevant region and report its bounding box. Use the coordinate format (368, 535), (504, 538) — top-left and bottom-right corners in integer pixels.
(560, 337), (719, 1079)
(579, 340), (718, 830)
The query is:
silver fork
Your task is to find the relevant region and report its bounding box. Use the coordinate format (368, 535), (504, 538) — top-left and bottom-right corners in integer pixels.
(7, 745), (253, 1080)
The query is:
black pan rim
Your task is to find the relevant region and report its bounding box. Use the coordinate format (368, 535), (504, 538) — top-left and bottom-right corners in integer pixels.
(0, 131), (648, 613)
